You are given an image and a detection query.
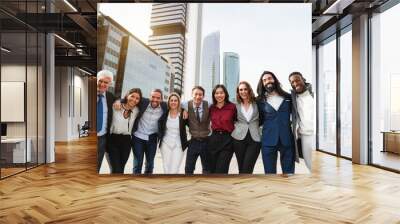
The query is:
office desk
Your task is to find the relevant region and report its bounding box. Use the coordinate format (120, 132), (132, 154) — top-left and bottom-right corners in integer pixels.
(1, 138), (31, 163)
(381, 131), (400, 154)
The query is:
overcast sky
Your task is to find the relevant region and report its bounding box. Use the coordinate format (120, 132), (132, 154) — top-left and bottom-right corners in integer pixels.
(98, 3), (152, 44)
(98, 3), (312, 92)
(201, 3), (311, 91)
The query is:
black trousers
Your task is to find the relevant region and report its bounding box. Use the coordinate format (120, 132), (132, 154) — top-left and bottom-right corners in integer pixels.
(108, 134), (132, 174)
(233, 131), (261, 174)
(185, 138), (209, 174)
(207, 132), (233, 174)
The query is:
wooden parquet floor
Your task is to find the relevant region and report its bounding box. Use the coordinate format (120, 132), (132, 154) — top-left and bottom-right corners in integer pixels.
(1, 136), (400, 223)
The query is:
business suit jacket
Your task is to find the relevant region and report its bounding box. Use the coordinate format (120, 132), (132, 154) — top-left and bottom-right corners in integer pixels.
(231, 103), (261, 142)
(105, 91), (116, 135)
(158, 109), (189, 150)
(131, 97), (168, 139)
(257, 95), (299, 162)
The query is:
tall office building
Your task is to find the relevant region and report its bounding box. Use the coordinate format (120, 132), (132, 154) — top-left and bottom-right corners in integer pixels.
(148, 3), (187, 95)
(183, 3), (203, 101)
(97, 15), (128, 93)
(200, 31), (220, 101)
(98, 15), (172, 99)
(223, 52), (240, 102)
(119, 35), (173, 101)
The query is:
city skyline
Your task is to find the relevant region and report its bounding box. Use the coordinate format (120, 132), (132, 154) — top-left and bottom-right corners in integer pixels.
(98, 3), (312, 99)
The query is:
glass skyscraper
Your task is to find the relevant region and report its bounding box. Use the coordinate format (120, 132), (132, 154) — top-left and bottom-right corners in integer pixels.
(200, 31), (220, 101)
(223, 52), (240, 102)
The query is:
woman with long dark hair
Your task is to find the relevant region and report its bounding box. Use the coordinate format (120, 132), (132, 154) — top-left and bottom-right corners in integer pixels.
(231, 81), (261, 174)
(108, 88), (141, 174)
(256, 71), (297, 174)
(207, 84), (237, 174)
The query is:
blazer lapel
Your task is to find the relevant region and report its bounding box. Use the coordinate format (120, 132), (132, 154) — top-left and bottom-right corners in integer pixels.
(250, 103), (258, 121)
(236, 103), (245, 121)
(277, 98), (290, 112)
(265, 101), (277, 112)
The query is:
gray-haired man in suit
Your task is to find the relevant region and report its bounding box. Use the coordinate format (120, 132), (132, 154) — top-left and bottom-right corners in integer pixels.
(97, 70), (115, 172)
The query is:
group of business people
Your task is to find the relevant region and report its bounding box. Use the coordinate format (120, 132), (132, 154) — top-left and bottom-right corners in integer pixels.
(97, 69), (315, 175)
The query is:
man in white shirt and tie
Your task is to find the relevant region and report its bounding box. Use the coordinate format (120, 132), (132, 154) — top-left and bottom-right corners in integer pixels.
(97, 70), (115, 172)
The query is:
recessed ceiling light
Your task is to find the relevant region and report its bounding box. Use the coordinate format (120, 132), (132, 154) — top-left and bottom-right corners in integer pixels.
(63, 0), (78, 12)
(78, 67), (92, 76)
(54, 34), (75, 48)
(1, 47), (11, 53)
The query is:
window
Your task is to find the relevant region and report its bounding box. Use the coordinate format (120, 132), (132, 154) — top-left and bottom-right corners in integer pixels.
(317, 36), (337, 154)
(0, 2), (46, 179)
(370, 3), (400, 171)
(339, 28), (352, 158)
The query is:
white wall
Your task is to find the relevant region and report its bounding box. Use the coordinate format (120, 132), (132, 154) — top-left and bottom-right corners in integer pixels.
(1, 64), (46, 164)
(54, 67), (89, 141)
(1, 65), (26, 141)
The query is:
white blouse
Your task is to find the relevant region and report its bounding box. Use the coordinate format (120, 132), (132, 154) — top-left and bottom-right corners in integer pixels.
(241, 103), (254, 122)
(162, 114), (181, 149)
(110, 107), (139, 135)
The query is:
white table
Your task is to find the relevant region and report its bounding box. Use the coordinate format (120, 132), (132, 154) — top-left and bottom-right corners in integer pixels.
(1, 138), (31, 163)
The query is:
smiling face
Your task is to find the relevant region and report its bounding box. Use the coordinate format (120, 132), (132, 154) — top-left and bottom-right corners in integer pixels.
(289, 74), (305, 93)
(97, 76), (112, 94)
(192, 88), (204, 105)
(169, 95), (179, 110)
(238, 83), (249, 101)
(150, 91), (162, 108)
(126, 92), (140, 108)
(214, 87), (226, 104)
(262, 74), (275, 89)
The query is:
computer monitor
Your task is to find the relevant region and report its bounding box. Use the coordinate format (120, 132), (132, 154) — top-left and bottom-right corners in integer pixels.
(1, 123), (7, 137)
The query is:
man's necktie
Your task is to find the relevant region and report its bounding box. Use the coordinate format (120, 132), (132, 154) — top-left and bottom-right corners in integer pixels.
(97, 94), (104, 132)
(195, 106), (201, 123)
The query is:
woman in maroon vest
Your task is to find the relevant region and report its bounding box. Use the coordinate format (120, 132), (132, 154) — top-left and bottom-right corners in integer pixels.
(207, 84), (237, 174)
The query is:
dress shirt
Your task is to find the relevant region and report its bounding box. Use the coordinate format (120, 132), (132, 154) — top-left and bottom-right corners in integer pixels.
(182, 101), (210, 121)
(134, 104), (163, 141)
(209, 102), (236, 133)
